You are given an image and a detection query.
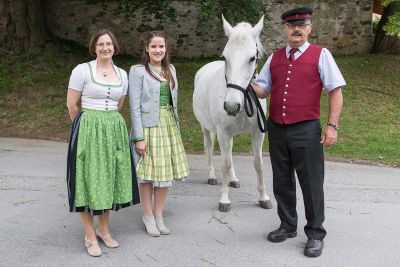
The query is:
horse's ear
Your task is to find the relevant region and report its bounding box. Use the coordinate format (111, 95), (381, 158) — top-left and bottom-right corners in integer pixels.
(252, 15), (264, 37)
(222, 14), (233, 37)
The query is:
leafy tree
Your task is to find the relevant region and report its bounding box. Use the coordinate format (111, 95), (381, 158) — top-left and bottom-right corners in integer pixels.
(381, 0), (400, 37)
(3, 0), (49, 54)
(373, 0), (400, 53)
(112, 0), (176, 23)
(194, 0), (266, 29)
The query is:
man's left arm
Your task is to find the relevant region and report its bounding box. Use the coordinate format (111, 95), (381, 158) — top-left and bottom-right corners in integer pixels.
(319, 48), (346, 147)
(321, 87), (343, 147)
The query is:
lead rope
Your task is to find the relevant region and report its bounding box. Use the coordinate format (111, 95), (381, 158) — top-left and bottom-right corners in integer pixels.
(226, 82), (267, 133)
(225, 45), (267, 133)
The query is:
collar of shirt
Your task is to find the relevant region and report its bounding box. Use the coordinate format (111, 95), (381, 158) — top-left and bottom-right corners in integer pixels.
(91, 59), (122, 85)
(148, 63), (167, 81)
(286, 41), (310, 58)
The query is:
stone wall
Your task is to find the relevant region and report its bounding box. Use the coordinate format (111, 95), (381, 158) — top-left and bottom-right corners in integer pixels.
(45, 0), (373, 57)
(263, 0), (374, 55)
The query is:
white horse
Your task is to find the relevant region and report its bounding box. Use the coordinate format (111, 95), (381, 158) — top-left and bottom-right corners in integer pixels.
(193, 15), (272, 212)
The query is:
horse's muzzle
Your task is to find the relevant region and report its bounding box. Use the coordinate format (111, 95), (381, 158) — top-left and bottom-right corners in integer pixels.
(224, 101), (240, 116)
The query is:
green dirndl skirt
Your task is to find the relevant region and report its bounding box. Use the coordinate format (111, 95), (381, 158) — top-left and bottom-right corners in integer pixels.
(67, 109), (140, 215)
(136, 107), (189, 186)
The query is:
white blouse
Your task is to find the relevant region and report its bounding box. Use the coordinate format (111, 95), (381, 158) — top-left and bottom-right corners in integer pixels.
(68, 60), (128, 110)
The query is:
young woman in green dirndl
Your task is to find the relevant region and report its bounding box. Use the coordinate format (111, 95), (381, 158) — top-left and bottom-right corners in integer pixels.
(128, 31), (189, 237)
(66, 29), (139, 257)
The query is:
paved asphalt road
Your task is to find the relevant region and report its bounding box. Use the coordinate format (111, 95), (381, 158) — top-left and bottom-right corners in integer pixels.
(0, 138), (399, 267)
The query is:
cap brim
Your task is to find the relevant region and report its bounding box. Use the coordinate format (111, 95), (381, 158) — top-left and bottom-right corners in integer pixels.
(285, 18), (311, 24)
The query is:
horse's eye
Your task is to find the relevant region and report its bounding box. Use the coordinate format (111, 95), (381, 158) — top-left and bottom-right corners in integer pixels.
(249, 56), (256, 63)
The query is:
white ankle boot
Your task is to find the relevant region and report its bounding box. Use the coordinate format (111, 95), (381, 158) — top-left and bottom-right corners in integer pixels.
(155, 215), (170, 235)
(143, 215), (160, 237)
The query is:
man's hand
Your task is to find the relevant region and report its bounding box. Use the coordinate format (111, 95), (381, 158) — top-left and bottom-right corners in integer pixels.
(251, 83), (269, 99)
(320, 126), (337, 147)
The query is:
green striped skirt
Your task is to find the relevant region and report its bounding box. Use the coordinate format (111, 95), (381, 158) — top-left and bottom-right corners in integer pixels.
(136, 107), (189, 187)
(67, 109), (139, 215)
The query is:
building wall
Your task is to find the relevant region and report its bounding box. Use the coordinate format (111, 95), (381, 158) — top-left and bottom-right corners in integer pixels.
(45, 0), (373, 57)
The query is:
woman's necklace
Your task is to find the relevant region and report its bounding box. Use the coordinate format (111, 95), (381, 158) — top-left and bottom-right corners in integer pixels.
(97, 60), (113, 80)
(99, 67), (112, 80)
(149, 63), (166, 80)
(153, 67), (165, 79)
(157, 70), (165, 78)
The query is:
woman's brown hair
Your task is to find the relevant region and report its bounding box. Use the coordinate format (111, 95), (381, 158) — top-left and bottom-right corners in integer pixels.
(88, 29), (120, 56)
(141, 31), (175, 88)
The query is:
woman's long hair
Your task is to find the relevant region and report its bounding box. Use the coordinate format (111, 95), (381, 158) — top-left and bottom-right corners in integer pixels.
(141, 31), (175, 88)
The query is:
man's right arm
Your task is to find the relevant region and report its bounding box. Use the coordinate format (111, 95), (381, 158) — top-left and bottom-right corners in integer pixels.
(251, 54), (273, 99)
(252, 83), (269, 99)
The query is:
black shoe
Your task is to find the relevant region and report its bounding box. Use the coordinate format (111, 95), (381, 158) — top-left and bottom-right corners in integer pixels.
(304, 239), (324, 257)
(267, 228), (297, 243)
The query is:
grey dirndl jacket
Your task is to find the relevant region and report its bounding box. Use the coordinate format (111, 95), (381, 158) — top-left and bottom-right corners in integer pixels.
(128, 64), (179, 166)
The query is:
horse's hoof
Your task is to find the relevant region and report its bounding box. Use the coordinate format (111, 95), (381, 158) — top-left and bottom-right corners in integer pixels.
(259, 200), (273, 209)
(208, 178), (217, 185)
(219, 203), (231, 212)
(228, 181), (240, 188)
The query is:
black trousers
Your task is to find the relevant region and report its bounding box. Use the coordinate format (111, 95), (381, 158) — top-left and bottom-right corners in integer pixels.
(267, 118), (326, 240)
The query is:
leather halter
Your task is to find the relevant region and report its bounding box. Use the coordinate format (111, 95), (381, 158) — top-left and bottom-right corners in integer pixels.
(225, 47), (267, 133)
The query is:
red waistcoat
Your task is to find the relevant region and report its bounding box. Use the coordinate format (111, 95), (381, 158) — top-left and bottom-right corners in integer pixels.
(269, 44), (323, 124)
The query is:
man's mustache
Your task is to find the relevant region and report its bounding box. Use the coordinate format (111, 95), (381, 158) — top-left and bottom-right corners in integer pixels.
(292, 32), (302, 36)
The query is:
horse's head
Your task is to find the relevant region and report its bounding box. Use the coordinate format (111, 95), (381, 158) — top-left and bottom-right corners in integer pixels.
(222, 15), (264, 117)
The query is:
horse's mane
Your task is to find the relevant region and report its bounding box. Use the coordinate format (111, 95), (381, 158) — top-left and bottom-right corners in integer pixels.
(225, 22), (264, 58)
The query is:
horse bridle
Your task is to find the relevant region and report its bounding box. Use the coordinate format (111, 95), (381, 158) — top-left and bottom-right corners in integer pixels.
(225, 48), (267, 133)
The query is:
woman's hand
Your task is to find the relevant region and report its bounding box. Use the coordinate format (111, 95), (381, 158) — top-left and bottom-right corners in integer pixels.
(135, 140), (146, 156)
(66, 89), (82, 121)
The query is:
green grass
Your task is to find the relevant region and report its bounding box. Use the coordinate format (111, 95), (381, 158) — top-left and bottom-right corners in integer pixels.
(0, 48), (399, 166)
(320, 54), (400, 165)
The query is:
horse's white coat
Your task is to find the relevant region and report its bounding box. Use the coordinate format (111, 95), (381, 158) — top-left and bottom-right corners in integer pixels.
(193, 16), (271, 210)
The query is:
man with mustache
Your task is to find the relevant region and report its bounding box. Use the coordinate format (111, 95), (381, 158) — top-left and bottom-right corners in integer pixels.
(251, 7), (345, 257)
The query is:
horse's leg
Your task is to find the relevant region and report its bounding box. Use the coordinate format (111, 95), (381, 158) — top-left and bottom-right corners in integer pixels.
(251, 130), (272, 209)
(202, 127), (217, 185)
(227, 137), (240, 188)
(217, 132), (233, 212)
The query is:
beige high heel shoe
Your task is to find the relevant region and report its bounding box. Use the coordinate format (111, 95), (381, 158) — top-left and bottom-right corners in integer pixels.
(143, 215), (160, 237)
(155, 215), (170, 235)
(84, 236), (102, 257)
(96, 228), (119, 248)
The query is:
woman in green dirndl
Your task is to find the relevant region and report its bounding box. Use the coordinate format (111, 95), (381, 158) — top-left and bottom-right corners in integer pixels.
(66, 29), (140, 257)
(129, 31), (189, 237)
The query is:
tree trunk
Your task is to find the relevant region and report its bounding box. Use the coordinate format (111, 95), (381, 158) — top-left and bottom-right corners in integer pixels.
(372, 2), (400, 54)
(3, 0), (49, 54)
